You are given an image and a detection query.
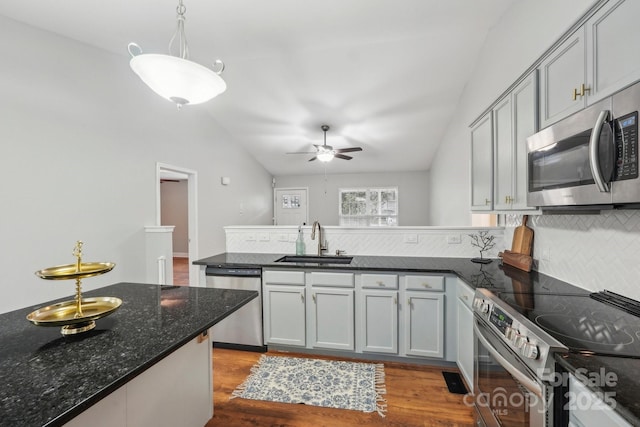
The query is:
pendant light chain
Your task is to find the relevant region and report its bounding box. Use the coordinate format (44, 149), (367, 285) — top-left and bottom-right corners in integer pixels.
(169, 0), (189, 60)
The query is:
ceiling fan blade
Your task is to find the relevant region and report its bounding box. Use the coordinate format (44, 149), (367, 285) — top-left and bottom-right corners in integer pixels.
(334, 147), (362, 153)
(334, 154), (353, 160)
(308, 156), (318, 162)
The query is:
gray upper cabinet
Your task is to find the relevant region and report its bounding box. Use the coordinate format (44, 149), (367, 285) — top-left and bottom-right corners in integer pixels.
(540, 0), (640, 128)
(539, 30), (586, 129)
(511, 72), (538, 210)
(492, 97), (513, 211)
(585, 0), (640, 104)
(470, 112), (493, 211)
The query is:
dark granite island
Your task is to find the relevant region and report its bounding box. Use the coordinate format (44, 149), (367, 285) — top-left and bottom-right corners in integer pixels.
(0, 282), (257, 427)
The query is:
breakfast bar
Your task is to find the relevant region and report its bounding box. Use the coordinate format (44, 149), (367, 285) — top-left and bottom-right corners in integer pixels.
(0, 282), (257, 427)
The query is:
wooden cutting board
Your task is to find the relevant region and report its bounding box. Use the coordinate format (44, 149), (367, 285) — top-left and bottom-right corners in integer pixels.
(511, 215), (533, 255)
(498, 250), (533, 272)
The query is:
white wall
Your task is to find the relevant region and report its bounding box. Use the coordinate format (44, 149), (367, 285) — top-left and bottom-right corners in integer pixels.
(0, 16), (273, 313)
(160, 180), (188, 255)
(274, 170), (429, 226)
(429, 0), (597, 226)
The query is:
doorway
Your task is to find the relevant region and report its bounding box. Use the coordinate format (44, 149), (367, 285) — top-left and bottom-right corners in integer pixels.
(274, 187), (309, 226)
(157, 163), (199, 286)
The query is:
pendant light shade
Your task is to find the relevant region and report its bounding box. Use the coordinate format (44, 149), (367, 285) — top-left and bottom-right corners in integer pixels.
(128, 0), (226, 108)
(129, 54), (226, 106)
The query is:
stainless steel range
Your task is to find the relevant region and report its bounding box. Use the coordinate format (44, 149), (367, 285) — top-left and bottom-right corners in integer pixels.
(473, 287), (568, 427)
(473, 272), (640, 427)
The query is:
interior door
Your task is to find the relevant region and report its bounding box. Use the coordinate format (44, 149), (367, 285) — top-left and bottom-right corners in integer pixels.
(274, 187), (308, 225)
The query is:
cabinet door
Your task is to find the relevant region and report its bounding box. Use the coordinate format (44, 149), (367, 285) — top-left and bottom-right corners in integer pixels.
(539, 30), (586, 128)
(456, 297), (474, 393)
(263, 285), (306, 347)
(359, 290), (398, 354)
(309, 288), (354, 350)
(403, 292), (444, 358)
(470, 112), (494, 211)
(586, 0), (640, 104)
(492, 96), (513, 210)
(512, 72), (538, 210)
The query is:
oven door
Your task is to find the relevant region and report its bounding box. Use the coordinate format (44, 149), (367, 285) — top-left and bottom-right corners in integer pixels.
(474, 317), (550, 427)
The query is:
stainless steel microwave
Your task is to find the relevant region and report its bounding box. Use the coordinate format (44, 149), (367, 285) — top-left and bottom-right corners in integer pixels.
(527, 81), (640, 209)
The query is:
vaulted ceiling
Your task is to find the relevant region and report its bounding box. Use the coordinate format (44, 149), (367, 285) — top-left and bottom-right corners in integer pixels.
(0, 0), (517, 175)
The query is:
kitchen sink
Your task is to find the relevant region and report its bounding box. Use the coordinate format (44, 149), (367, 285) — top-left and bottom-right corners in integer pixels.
(275, 255), (353, 264)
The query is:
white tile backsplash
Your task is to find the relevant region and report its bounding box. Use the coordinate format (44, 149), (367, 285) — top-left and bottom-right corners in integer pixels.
(506, 211), (640, 300)
(225, 226), (504, 259)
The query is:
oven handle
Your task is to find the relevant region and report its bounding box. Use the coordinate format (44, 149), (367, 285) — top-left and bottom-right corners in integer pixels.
(474, 320), (543, 398)
(589, 109), (611, 193)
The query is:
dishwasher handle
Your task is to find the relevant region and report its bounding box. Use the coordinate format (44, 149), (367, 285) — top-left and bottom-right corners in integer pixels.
(205, 267), (261, 277)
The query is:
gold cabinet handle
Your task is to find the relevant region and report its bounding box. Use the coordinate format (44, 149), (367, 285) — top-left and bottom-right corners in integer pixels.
(377, 281), (385, 286)
(463, 295), (469, 300)
(394, 297), (397, 305)
(423, 283), (432, 288)
(301, 293), (305, 302)
(572, 83), (591, 100)
(505, 195), (513, 204)
(485, 198), (491, 205)
(312, 293), (316, 303)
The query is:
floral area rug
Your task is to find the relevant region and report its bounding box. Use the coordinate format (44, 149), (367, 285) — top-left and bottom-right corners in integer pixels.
(231, 355), (387, 416)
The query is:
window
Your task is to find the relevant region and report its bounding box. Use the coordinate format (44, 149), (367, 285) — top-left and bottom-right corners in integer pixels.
(339, 187), (398, 226)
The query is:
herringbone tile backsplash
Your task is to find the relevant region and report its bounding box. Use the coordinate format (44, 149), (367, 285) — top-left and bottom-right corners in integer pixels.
(506, 211), (640, 300)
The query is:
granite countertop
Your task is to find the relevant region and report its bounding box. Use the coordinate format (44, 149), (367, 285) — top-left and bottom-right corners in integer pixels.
(556, 353), (640, 425)
(0, 282), (257, 427)
(194, 252), (516, 291)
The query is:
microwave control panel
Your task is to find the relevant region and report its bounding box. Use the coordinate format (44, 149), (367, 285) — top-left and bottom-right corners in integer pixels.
(615, 111), (638, 181)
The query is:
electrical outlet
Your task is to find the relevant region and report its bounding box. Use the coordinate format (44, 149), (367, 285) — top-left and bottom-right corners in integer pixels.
(245, 233), (256, 241)
(403, 234), (418, 244)
(288, 234), (298, 242)
(277, 234), (288, 242)
(447, 235), (462, 244)
(258, 233), (270, 242)
(541, 247), (551, 261)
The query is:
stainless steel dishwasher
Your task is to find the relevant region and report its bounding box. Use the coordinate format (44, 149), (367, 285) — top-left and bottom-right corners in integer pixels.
(205, 266), (266, 352)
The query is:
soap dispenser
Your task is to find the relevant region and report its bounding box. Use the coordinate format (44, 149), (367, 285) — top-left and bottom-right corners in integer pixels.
(295, 226), (305, 255)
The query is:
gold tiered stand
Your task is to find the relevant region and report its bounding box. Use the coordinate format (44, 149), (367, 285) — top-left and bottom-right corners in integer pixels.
(27, 241), (122, 335)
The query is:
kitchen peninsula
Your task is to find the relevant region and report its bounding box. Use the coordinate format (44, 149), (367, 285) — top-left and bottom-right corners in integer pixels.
(0, 282), (257, 427)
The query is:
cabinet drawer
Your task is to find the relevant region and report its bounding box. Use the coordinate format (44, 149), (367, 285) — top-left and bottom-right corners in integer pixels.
(404, 275), (445, 292)
(457, 281), (475, 309)
(361, 273), (398, 289)
(309, 272), (354, 288)
(263, 270), (305, 286)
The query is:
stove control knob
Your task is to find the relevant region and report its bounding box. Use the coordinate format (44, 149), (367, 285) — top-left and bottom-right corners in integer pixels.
(504, 326), (516, 340)
(480, 302), (491, 313)
(513, 333), (527, 349)
(522, 342), (539, 360)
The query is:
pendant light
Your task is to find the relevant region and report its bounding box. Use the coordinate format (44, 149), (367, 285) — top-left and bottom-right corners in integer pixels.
(128, 0), (226, 109)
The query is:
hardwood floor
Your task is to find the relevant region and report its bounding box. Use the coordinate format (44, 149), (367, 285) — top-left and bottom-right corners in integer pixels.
(173, 257), (190, 286)
(206, 348), (475, 427)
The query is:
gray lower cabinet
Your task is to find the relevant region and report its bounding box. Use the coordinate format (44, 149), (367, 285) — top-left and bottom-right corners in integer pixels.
(456, 279), (475, 392)
(359, 289), (398, 354)
(568, 374), (630, 427)
(263, 270), (306, 347)
(402, 291), (444, 358)
(308, 287), (355, 351)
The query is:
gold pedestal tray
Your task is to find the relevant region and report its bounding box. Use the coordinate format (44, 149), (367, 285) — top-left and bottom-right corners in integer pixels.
(26, 297), (122, 335)
(28, 241), (120, 335)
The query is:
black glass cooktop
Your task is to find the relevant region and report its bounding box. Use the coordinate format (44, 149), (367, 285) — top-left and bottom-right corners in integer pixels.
(492, 268), (640, 358)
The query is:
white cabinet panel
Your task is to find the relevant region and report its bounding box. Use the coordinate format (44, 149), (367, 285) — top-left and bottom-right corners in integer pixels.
(360, 273), (398, 289)
(586, 0), (640, 104)
(539, 30), (586, 128)
(403, 292), (445, 358)
(569, 374), (631, 427)
(456, 284), (474, 392)
(263, 285), (306, 346)
(404, 274), (444, 292)
(359, 290), (398, 354)
(309, 271), (354, 288)
(309, 287), (354, 350)
(470, 112), (494, 211)
(493, 96), (513, 211)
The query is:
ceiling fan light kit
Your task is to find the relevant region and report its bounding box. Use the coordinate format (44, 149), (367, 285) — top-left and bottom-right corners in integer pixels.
(288, 125), (362, 163)
(128, 0), (226, 108)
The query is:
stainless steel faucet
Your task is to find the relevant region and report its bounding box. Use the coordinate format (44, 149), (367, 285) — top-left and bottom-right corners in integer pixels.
(311, 220), (327, 256)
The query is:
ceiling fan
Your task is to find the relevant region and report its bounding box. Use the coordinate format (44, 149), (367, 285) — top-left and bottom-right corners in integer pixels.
(287, 125), (363, 162)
